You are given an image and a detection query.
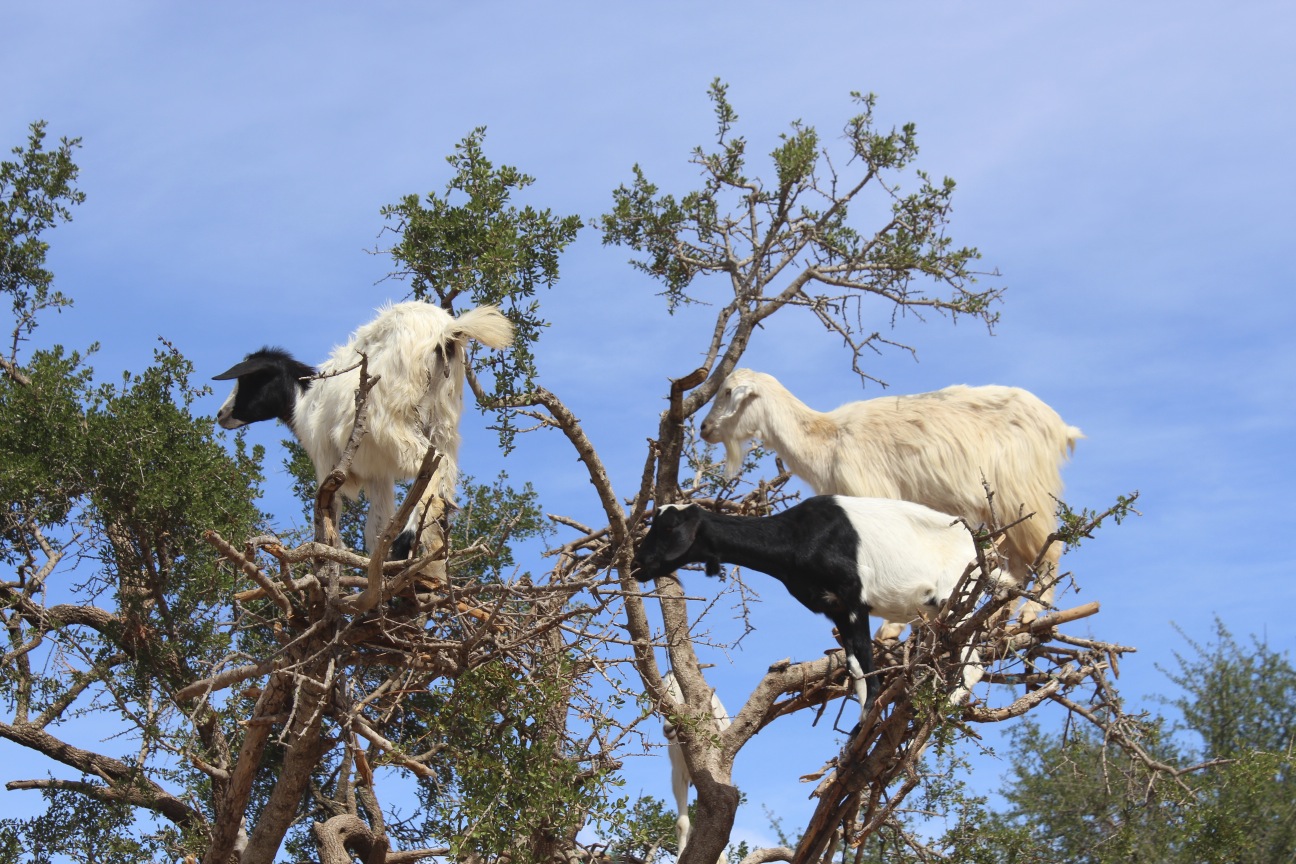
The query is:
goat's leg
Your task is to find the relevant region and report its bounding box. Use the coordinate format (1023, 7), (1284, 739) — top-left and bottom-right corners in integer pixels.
(667, 734), (692, 852)
(1017, 544), (1062, 624)
(392, 465), (452, 562)
(949, 644), (984, 705)
(874, 619), (907, 642)
(836, 614), (878, 736)
(364, 484), (397, 557)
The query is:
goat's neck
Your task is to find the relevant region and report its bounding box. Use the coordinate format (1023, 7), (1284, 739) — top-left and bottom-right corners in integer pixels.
(694, 512), (803, 583)
(755, 390), (833, 482)
(284, 383), (310, 432)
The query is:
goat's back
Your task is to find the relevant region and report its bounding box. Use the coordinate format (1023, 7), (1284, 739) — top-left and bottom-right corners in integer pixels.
(294, 302), (510, 493)
(831, 496), (982, 623)
(821, 385), (1081, 574)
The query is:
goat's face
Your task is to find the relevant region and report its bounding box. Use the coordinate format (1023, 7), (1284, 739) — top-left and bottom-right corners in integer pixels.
(632, 504), (702, 582)
(915, 585), (945, 620)
(699, 376), (757, 445)
(212, 349), (313, 429)
(700, 371), (763, 479)
(215, 381), (250, 429)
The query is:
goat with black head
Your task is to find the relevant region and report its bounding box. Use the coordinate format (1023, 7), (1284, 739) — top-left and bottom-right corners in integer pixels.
(214, 301), (513, 559)
(633, 496), (994, 725)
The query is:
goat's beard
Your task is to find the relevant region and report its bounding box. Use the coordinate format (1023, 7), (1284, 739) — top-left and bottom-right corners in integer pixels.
(722, 438), (747, 480)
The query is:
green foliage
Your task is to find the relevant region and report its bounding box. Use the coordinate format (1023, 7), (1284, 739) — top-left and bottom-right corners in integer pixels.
(410, 658), (611, 864)
(2, 342), (266, 581)
(1056, 492), (1139, 548)
(599, 795), (681, 863)
(992, 619), (1296, 864)
(1160, 619), (1296, 860)
(601, 80), (998, 338)
(0, 344), (96, 537)
(1, 120), (84, 348)
(0, 790), (162, 864)
(94, 344), (266, 661)
(1, 339), (268, 708)
(998, 717), (1185, 864)
(1161, 618), (1296, 760)
(381, 129), (582, 451)
(450, 470), (553, 584)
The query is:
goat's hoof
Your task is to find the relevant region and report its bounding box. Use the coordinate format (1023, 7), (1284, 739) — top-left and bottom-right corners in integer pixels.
(389, 530), (415, 561)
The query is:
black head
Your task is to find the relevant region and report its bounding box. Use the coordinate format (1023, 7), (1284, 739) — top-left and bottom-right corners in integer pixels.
(212, 347), (315, 429)
(632, 504), (717, 582)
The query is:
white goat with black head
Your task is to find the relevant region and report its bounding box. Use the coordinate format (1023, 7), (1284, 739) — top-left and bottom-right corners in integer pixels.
(700, 369), (1081, 630)
(633, 496), (994, 728)
(213, 301), (514, 558)
(660, 670), (730, 859)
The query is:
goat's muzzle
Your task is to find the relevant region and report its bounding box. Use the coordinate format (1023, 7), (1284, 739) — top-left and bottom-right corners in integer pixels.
(216, 408), (247, 430)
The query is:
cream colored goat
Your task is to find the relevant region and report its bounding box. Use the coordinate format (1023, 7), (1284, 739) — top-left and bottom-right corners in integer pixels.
(699, 369), (1082, 631)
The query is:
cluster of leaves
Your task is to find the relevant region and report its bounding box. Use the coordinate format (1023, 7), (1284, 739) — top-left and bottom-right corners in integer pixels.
(1, 343), (267, 611)
(380, 129), (582, 451)
(402, 657), (608, 864)
(600, 79), (998, 360)
(448, 470), (554, 584)
(1, 120), (84, 352)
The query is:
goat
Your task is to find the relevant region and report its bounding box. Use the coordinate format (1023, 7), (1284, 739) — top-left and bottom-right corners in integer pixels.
(213, 301), (514, 559)
(699, 369), (1081, 630)
(633, 497), (994, 727)
(660, 670), (731, 858)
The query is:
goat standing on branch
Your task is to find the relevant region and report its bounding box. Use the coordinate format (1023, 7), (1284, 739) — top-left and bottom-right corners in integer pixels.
(700, 369), (1081, 629)
(633, 497), (998, 728)
(213, 301), (514, 559)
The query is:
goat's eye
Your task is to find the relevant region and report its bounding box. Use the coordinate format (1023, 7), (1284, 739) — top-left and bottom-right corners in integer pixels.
(724, 388), (731, 397)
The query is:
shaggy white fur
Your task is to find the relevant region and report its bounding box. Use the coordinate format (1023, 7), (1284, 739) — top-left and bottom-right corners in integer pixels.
(217, 301), (513, 556)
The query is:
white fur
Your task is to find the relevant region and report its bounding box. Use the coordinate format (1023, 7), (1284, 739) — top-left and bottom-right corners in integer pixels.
(661, 670), (730, 860)
(833, 496), (992, 707)
(834, 497), (975, 623)
(700, 369), (1082, 625)
(220, 302), (513, 552)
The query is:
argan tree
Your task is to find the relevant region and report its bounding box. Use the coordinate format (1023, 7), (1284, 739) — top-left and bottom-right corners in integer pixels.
(2, 86), (1158, 864)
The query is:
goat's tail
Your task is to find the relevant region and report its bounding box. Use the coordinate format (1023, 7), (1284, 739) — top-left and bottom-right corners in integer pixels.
(452, 305), (515, 350)
(1063, 424), (1085, 457)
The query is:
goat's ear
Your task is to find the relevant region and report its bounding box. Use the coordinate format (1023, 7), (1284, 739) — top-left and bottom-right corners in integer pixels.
(730, 383), (756, 411)
(704, 558), (722, 577)
(213, 358), (275, 380)
(657, 507), (702, 562)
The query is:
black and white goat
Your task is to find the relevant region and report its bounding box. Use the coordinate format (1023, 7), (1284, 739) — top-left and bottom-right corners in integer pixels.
(213, 301), (514, 558)
(633, 497), (995, 723)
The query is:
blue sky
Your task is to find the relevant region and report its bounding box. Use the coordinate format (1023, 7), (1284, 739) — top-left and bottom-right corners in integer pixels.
(4, 1), (1294, 851)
